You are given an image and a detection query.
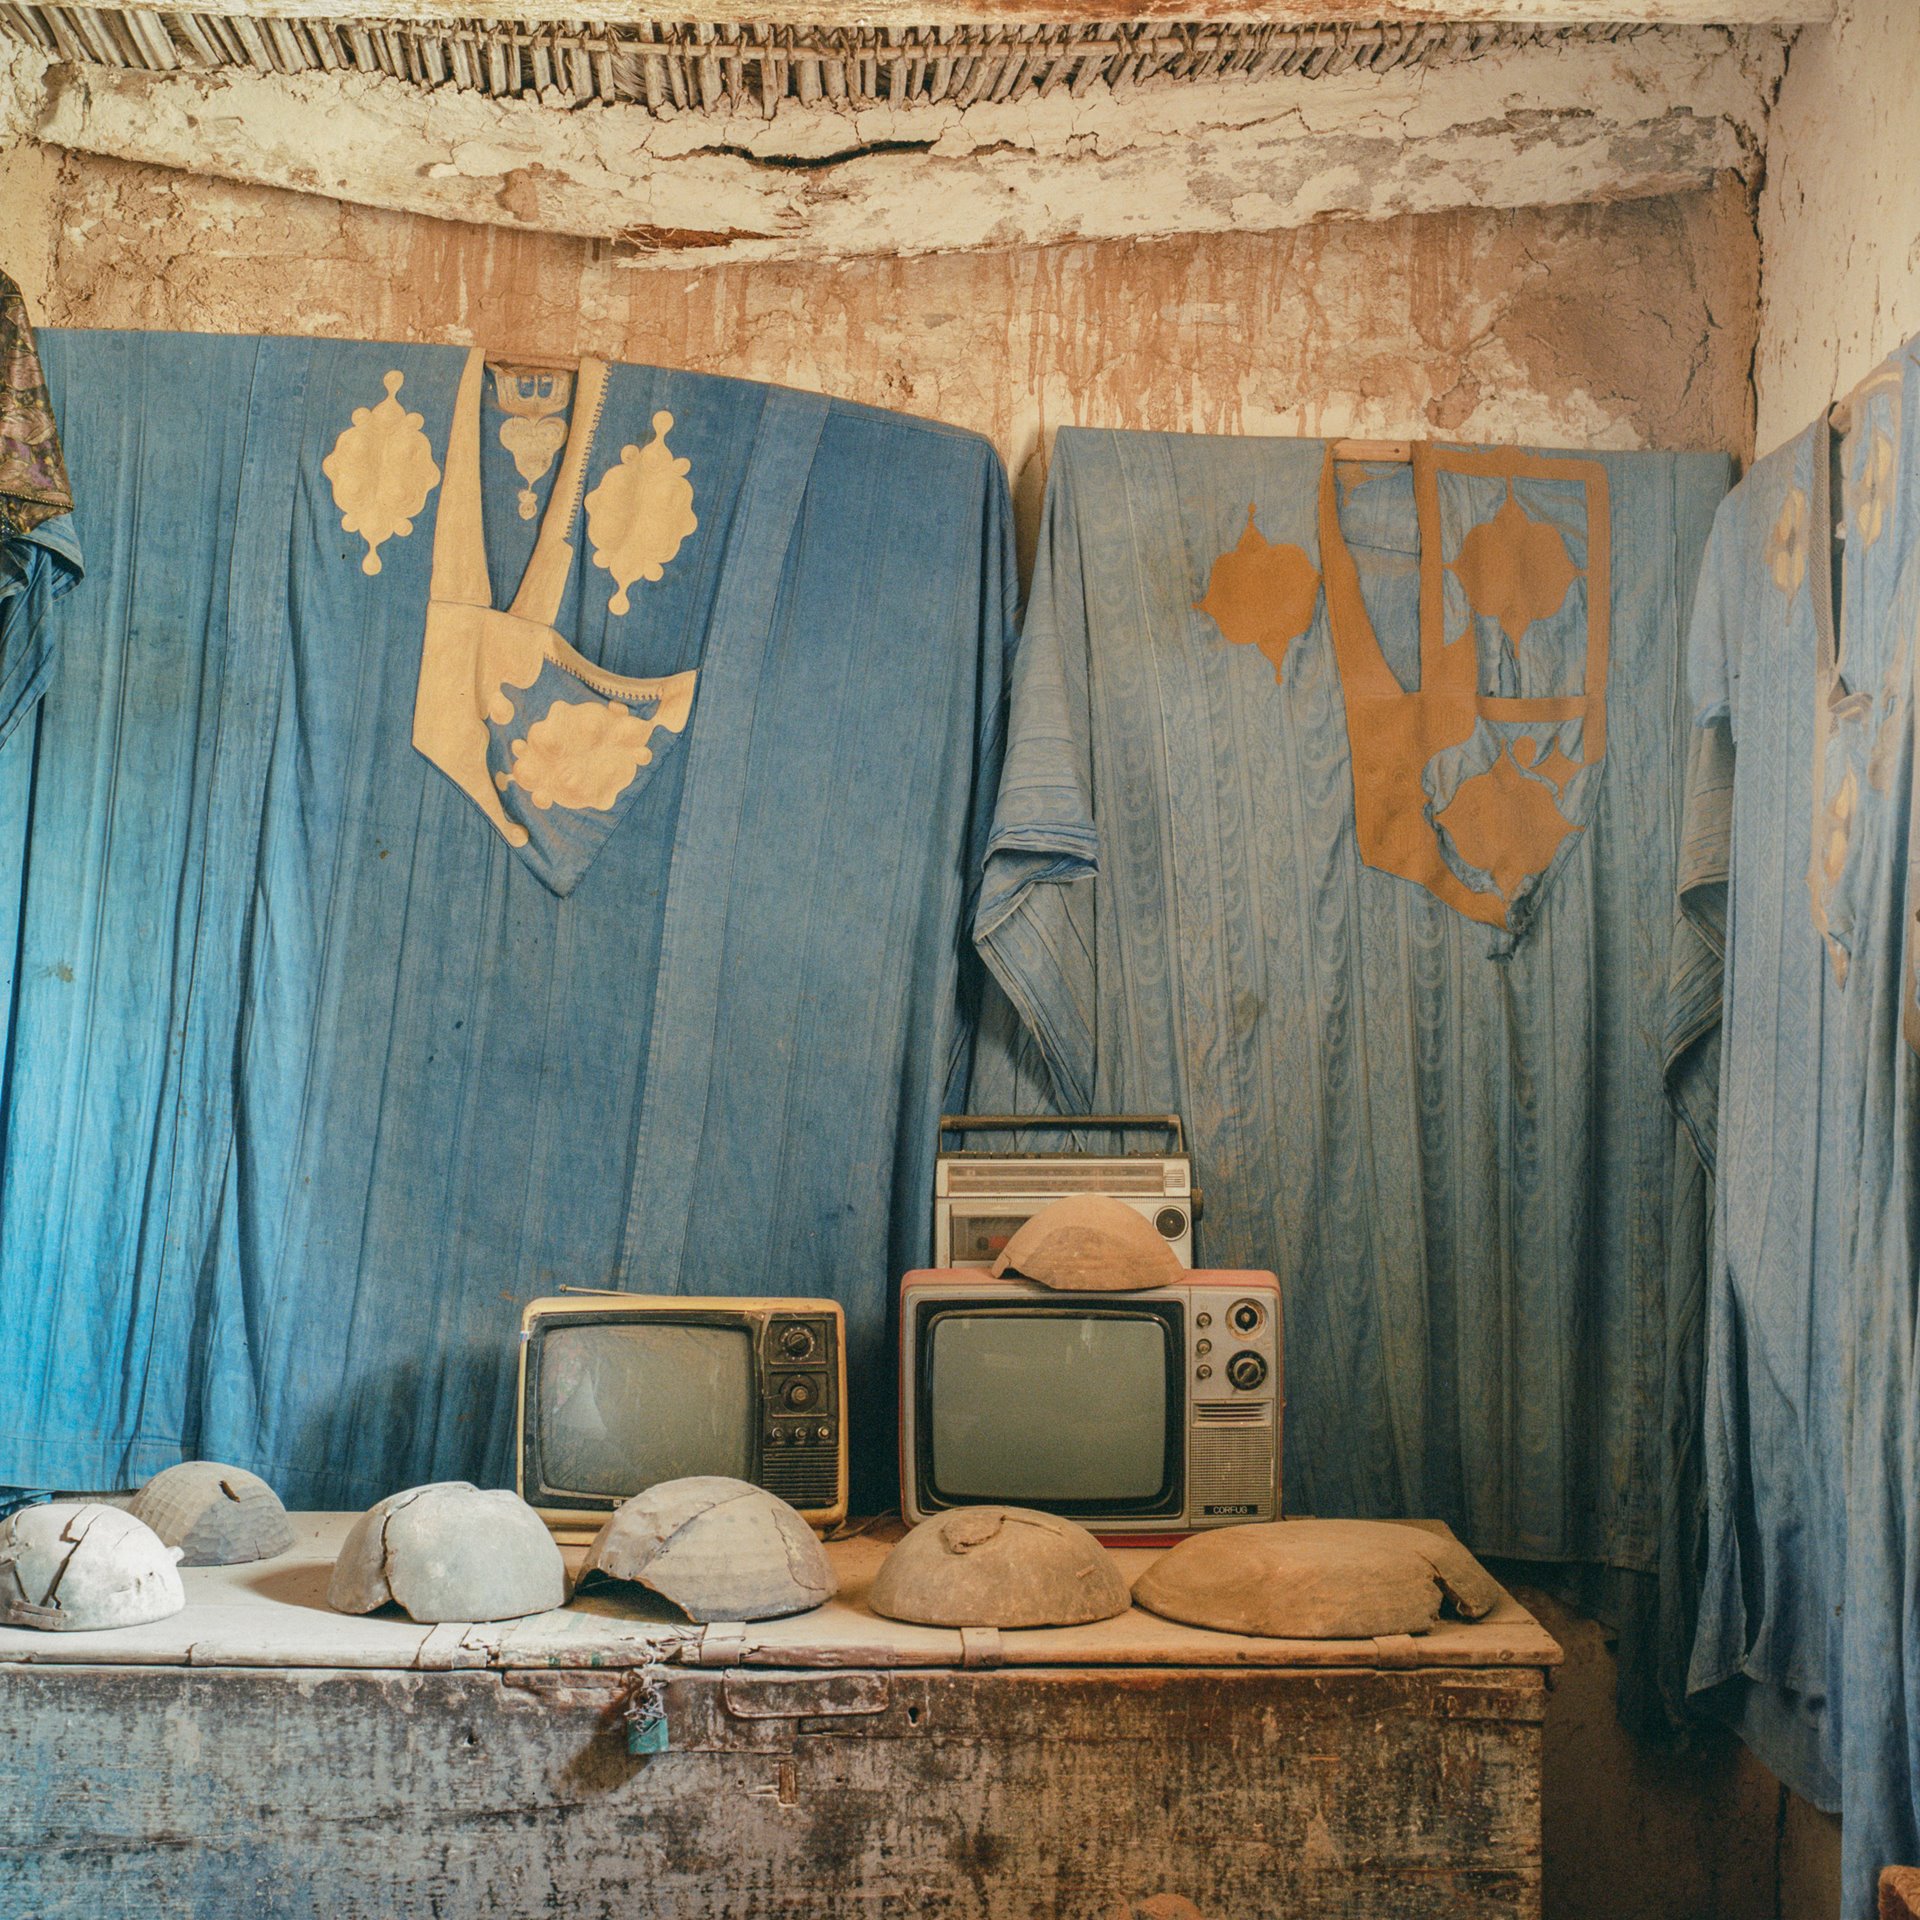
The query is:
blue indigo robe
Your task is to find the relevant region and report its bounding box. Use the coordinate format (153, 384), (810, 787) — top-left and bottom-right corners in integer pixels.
(1684, 336), (1920, 1916)
(0, 331), (1014, 1509)
(972, 428), (1726, 1614)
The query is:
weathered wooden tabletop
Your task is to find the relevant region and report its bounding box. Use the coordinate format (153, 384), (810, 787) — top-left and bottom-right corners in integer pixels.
(4, 1517), (1562, 1919)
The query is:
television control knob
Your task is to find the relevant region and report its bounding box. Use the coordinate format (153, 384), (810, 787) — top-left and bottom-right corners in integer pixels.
(1195, 1338), (1212, 1357)
(1155, 1207), (1186, 1239)
(768, 1428), (787, 1446)
(1195, 1312), (1212, 1329)
(779, 1325), (816, 1359)
(783, 1378), (816, 1410)
(1196, 1363), (1213, 1380)
(815, 1424), (831, 1442)
(1227, 1352), (1268, 1392)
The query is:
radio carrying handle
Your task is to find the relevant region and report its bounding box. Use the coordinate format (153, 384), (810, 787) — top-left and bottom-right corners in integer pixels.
(937, 1113), (1186, 1154)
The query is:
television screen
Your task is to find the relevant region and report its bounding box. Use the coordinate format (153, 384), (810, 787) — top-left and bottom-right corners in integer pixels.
(928, 1309), (1170, 1503)
(537, 1321), (753, 1496)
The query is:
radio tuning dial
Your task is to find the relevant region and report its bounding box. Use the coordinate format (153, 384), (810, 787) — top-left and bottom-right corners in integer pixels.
(783, 1377), (816, 1410)
(1226, 1351), (1268, 1392)
(779, 1325), (816, 1359)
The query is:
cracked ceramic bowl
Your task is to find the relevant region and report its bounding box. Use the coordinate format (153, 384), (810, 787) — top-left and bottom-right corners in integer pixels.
(990, 1194), (1183, 1292)
(327, 1481), (566, 1624)
(0, 1501), (186, 1632)
(867, 1505), (1129, 1628)
(575, 1475), (835, 1623)
(1132, 1518), (1502, 1640)
(130, 1462), (295, 1568)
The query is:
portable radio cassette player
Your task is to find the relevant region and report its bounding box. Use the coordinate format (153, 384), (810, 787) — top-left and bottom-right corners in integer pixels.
(516, 1294), (848, 1537)
(898, 1266), (1282, 1539)
(935, 1114), (1198, 1269)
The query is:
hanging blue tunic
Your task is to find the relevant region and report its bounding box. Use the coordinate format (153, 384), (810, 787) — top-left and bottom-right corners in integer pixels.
(972, 428), (1726, 1612)
(1683, 335), (1920, 1917)
(0, 331), (1015, 1509)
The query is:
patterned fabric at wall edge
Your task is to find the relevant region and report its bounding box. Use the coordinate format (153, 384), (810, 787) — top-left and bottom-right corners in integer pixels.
(0, 272), (73, 538)
(1678, 330), (1920, 1920)
(0, 273), (81, 759)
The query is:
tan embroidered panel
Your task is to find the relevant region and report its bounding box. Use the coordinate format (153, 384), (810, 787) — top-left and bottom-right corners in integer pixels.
(1192, 505), (1320, 685)
(1318, 444), (1611, 930)
(321, 370), (442, 576)
(412, 347), (698, 853)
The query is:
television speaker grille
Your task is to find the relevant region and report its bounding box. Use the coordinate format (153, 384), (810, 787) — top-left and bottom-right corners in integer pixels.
(1189, 1408), (1276, 1513)
(761, 1449), (839, 1510)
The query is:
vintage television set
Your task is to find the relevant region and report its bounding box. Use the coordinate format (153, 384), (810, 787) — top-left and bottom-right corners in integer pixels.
(516, 1294), (848, 1537)
(934, 1114), (1198, 1269)
(898, 1268), (1282, 1538)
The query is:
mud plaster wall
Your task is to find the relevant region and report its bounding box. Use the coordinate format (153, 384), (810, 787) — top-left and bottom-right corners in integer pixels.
(1754, 0), (1920, 456)
(0, 144), (1761, 564)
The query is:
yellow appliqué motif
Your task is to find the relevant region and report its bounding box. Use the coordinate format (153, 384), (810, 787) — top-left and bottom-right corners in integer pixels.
(1192, 505), (1322, 685)
(322, 371), (442, 576)
(1447, 485), (1579, 648)
(583, 412), (698, 616)
(493, 367), (573, 521)
(1767, 487), (1808, 598)
(1855, 428), (1895, 549)
(495, 693), (686, 813)
(1435, 743), (1582, 902)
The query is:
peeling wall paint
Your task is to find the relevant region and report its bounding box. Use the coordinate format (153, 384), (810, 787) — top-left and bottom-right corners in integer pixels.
(5, 148), (1759, 556)
(1753, 0), (1920, 453)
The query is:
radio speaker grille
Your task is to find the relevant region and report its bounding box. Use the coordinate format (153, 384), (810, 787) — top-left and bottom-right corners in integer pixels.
(1189, 1415), (1276, 1514)
(945, 1164), (1171, 1195)
(761, 1452), (839, 1510)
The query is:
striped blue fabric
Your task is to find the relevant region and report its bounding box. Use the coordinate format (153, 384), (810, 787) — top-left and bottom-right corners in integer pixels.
(0, 331), (1015, 1510)
(973, 428), (1726, 1598)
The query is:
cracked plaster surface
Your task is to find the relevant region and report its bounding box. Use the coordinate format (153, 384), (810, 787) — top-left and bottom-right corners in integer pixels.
(4, 147), (1759, 569)
(1753, 0), (1920, 452)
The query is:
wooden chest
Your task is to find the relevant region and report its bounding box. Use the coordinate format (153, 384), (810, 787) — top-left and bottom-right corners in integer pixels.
(0, 1518), (1557, 1920)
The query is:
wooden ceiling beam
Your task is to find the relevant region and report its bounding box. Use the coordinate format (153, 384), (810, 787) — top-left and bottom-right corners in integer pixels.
(25, 23), (1783, 266)
(7, 0), (1834, 25)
